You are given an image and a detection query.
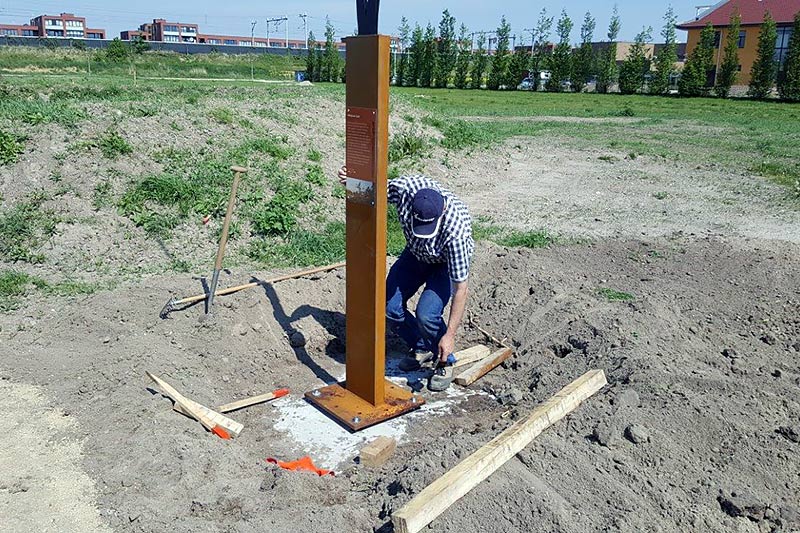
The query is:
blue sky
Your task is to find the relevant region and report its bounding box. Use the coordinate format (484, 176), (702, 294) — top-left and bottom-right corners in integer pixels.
(0, 0), (699, 42)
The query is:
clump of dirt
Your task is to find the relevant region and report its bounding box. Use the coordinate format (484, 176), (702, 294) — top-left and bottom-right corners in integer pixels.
(1, 235), (799, 532)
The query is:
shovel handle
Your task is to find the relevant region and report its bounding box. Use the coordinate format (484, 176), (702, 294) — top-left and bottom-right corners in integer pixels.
(215, 166), (247, 272)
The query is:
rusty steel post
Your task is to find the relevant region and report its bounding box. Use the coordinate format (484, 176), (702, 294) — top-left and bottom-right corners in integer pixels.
(305, 33), (423, 432)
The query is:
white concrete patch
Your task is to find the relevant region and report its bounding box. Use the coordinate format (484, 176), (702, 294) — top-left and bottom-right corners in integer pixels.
(272, 362), (485, 471)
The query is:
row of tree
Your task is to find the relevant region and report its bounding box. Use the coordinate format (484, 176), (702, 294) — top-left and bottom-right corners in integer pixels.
(307, 8), (800, 102)
(391, 7), (679, 95)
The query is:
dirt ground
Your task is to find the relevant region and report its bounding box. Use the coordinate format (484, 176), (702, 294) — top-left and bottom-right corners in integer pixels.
(2, 82), (800, 532)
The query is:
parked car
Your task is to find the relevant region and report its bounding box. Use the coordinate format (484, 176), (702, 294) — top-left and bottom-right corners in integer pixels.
(517, 77), (534, 91)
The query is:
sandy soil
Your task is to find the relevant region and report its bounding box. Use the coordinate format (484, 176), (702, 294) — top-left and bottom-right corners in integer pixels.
(1, 83), (799, 532)
(2, 236), (799, 532)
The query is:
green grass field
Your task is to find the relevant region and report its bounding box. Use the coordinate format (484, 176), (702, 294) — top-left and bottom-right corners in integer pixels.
(0, 45), (303, 80)
(1, 51), (799, 308)
(391, 87), (800, 192)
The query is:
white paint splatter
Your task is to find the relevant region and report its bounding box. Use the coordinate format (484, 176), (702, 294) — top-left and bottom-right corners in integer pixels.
(272, 362), (485, 471)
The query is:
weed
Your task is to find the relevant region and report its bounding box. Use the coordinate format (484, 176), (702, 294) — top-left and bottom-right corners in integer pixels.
(305, 164), (327, 186)
(307, 148), (322, 162)
(49, 170), (63, 183)
(389, 127), (429, 163)
(97, 130), (133, 159)
(0, 130), (25, 165)
(332, 184), (346, 199)
(0, 270), (32, 311)
(0, 199), (58, 262)
(653, 191), (669, 200)
(250, 181), (313, 236)
(598, 155), (618, 163)
(93, 180), (113, 209)
(130, 104), (159, 117)
(43, 279), (100, 297)
(237, 136), (294, 160)
(210, 107), (234, 124)
(614, 104), (636, 117)
(498, 229), (556, 248)
(598, 287), (635, 302)
(439, 120), (493, 150)
(169, 258), (191, 273)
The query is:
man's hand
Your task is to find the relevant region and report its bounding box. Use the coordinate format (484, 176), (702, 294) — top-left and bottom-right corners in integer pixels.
(338, 166), (347, 186)
(438, 332), (455, 364)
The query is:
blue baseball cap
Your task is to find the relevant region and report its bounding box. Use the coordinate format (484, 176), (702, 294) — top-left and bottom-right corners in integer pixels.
(411, 188), (445, 239)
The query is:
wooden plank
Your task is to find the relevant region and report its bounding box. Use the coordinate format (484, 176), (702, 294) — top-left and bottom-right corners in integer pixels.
(392, 370), (607, 533)
(452, 345), (492, 369)
(454, 347), (513, 387)
(216, 388), (289, 413)
(359, 436), (397, 468)
(148, 372), (244, 438)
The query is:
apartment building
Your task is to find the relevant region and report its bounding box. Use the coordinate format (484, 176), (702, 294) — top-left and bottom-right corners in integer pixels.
(0, 13), (105, 39)
(121, 18), (351, 50)
(677, 0), (799, 85)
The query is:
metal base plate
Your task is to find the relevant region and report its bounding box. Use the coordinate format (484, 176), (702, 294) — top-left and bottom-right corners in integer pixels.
(305, 380), (425, 432)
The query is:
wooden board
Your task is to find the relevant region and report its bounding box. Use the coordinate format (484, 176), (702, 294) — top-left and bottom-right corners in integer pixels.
(392, 370), (608, 533)
(148, 372), (244, 437)
(452, 345), (491, 369)
(359, 436), (397, 468)
(216, 388), (289, 413)
(454, 347), (513, 387)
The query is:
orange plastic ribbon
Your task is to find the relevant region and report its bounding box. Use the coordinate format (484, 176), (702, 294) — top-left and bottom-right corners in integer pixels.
(266, 456), (334, 476)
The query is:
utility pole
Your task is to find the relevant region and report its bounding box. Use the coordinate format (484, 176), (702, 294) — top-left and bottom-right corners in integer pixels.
(266, 16), (288, 49)
(299, 13), (308, 49)
(250, 20), (257, 80)
(523, 28), (536, 51)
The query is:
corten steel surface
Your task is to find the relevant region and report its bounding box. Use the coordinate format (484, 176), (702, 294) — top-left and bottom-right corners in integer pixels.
(304, 34), (424, 431)
(345, 34), (389, 407)
(305, 381), (423, 432)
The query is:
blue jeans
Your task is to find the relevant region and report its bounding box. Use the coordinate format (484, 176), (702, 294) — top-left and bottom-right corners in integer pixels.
(386, 249), (451, 353)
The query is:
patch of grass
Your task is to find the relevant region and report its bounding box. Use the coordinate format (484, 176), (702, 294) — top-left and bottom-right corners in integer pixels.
(169, 258), (191, 273)
(250, 179), (314, 236)
(236, 136), (294, 161)
(210, 107), (234, 124)
(439, 120), (493, 150)
(750, 161), (800, 196)
(42, 279), (100, 297)
(0, 198), (58, 262)
(497, 229), (557, 248)
(307, 148), (322, 162)
(305, 164), (327, 186)
(0, 270), (34, 311)
(389, 126), (430, 163)
(249, 221), (346, 267)
(598, 155), (618, 163)
(0, 130), (25, 165)
(97, 130), (133, 159)
(93, 180), (113, 209)
(0, 99), (85, 127)
(598, 287), (635, 302)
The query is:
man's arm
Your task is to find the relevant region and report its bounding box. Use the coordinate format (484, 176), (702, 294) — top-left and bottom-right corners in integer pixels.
(438, 281), (468, 362)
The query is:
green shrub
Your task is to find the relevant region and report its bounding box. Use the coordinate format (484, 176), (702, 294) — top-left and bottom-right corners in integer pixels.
(0, 130), (25, 165)
(105, 38), (129, 62)
(210, 107), (234, 124)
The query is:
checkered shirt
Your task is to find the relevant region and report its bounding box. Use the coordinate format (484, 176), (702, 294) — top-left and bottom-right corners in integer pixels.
(388, 175), (474, 283)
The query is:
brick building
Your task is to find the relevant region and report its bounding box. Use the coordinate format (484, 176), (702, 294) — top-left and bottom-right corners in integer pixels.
(121, 19), (348, 50)
(0, 13), (105, 39)
(677, 0), (799, 86)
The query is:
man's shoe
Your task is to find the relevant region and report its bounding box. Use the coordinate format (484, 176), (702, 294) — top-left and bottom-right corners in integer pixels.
(399, 350), (434, 372)
(428, 365), (454, 392)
